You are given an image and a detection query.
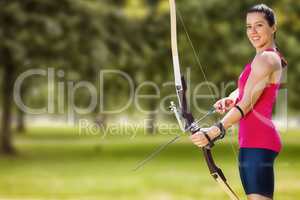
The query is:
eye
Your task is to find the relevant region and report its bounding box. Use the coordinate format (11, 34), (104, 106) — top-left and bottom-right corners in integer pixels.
(256, 23), (264, 27)
(246, 25), (252, 30)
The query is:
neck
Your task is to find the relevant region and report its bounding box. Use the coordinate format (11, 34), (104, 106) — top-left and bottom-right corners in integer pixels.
(256, 41), (276, 54)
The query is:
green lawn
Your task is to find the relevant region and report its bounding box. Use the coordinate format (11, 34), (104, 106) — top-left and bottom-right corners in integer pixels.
(0, 126), (298, 200)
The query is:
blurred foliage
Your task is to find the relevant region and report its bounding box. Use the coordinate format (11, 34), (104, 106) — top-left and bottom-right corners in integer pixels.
(0, 0), (299, 115)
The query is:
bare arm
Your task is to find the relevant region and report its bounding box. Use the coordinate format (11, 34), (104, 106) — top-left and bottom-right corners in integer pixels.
(221, 52), (281, 129)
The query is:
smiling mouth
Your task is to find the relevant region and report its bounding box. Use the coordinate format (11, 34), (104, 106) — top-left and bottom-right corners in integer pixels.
(251, 36), (260, 42)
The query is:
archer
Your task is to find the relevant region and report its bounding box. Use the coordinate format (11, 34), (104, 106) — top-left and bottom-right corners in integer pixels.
(191, 4), (287, 200)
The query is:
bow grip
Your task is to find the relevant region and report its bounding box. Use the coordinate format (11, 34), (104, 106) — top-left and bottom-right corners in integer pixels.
(202, 130), (215, 149)
(191, 127), (214, 149)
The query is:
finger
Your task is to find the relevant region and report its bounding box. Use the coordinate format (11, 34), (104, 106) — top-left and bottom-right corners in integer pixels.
(190, 135), (201, 142)
(190, 133), (205, 141)
(229, 99), (235, 107)
(215, 104), (223, 113)
(190, 133), (200, 139)
(225, 99), (234, 108)
(221, 99), (226, 110)
(195, 139), (208, 147)
(219, 101), (224, 110)
(213, 99), (221, 107)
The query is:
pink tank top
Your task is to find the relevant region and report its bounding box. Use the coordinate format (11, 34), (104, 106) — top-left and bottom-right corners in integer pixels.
(236, 49), (285, 152)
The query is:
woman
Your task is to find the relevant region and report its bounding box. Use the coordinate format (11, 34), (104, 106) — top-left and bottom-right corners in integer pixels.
(190, 4), (287, 200)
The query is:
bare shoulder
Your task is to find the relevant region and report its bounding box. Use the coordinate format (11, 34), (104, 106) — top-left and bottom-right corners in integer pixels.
(252, 51), (281, 72)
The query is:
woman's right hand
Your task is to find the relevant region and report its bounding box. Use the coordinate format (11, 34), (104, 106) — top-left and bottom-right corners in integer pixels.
(213, 97), (235, 114)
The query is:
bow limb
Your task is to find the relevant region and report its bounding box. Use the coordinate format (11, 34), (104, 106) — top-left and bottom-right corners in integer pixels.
(169, 1), (240, 199)
(170, 0), (184, 110)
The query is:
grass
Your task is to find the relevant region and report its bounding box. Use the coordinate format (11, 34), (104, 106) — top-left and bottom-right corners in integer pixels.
(0, 126), (299, 200)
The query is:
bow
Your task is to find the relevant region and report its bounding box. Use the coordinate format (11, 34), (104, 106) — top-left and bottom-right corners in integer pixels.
(168, 0), (240, 199)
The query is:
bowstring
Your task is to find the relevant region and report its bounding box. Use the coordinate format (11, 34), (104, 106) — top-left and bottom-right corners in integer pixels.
(176, 8), (239, 163)
(177, 11), (217, 104)
(132, 135), (181, 171)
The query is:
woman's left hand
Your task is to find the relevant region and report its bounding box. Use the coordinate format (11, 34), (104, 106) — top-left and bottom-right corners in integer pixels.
(190, 126), (221, 148)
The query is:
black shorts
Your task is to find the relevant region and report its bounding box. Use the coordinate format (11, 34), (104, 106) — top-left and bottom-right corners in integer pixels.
(239, 148), (278, 198)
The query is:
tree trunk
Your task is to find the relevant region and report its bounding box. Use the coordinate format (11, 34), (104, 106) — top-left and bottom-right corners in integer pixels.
(16, 84), (27, 133)
(0, 48), (16, 154)
(16, 108), (25, 133)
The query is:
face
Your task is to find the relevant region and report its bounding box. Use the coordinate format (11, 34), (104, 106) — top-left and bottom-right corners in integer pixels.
(246, 12), (276, 50)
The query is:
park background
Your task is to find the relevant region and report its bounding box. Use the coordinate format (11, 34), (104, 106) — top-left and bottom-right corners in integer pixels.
(0, 0), (299, 200)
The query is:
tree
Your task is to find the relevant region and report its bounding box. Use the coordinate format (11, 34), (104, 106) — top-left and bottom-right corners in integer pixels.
(0, 0), (108, 154)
